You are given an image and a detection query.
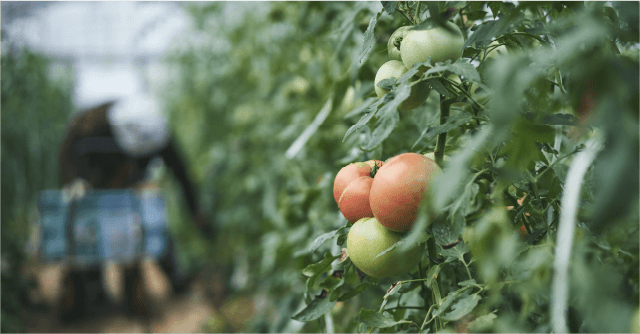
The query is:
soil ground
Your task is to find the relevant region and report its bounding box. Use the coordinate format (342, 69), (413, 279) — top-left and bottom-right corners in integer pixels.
(21, 259), (249, 333)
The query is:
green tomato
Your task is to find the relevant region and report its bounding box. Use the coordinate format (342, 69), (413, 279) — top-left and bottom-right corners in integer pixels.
(400, 21), (465, 77)
(484, 40), (508, 60)
(374, 60), (431, 111)
(388, 26), (411, 61)
(346, 217), (424, 278)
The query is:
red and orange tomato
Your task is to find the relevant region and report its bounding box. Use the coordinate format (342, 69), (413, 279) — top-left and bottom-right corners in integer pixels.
(369, 153), (441, 232)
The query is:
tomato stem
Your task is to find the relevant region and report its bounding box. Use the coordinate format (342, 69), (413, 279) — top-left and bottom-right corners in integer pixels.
(434, 95), (449, 167)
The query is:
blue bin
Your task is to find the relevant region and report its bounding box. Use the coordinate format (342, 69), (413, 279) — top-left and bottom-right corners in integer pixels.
(37, 189), (169, 266)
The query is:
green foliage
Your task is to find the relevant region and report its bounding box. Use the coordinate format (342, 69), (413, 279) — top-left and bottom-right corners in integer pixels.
(1, 46), (75, 332)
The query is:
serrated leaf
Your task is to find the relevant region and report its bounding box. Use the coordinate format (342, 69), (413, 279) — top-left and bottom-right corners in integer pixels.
(338, 282), (372, 301)
(359, 309), (412, 329)
(432, 291), (462, 317)
(291, 295), (337, 322)
(343, 98), (386, 142)
(467, 312), (497, 332)
(309, 227), (347, 253)
(361, 84), (409, 150)
(432, 224), (459, 246)
(384, 282), (402, 300)
(302, 252), (341, 277)
(320, 275), (344, 292)
(377, 78), (397, 90)
(381, 1), (396, 15)
(441, 294), (481, 321)
(426, 77), (452, 97)
(425, 61), (482, 84)
(360, 11), (383, 62)
(458, 279), (477, 287)
(488, 2), (501, 19)
(425, 264), (442, 289)
(464, 13), (525, 49)
(441, 243), (470, 263)
(412, 113), (474, 149)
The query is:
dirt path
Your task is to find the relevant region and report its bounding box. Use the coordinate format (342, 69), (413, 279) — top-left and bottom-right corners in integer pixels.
(23, 260), (230, 333)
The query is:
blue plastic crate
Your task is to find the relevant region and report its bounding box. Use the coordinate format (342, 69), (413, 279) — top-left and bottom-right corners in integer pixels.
(37, 189), (169, 266)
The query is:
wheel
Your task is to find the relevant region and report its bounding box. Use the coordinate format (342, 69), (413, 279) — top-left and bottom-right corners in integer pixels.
(59, 269), (85, 323)
(123, 262), (147, 318)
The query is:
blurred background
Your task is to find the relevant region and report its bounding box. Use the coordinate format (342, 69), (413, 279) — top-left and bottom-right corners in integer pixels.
(1, 1), (395, 332)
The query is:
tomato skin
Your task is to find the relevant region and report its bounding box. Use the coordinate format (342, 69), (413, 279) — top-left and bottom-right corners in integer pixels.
(346, 217), (424, 278)
(333, 160), (384, 205)
(369, 153), (441, 232)
(338, 176), (375, 223)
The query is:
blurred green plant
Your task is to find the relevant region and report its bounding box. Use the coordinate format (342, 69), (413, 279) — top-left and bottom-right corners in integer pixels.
(1, 46), (75, 332)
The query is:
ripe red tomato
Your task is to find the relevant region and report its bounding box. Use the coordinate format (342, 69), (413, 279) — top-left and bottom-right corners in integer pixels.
(369, 153), (441, 232)
(333, 160), (383, 205)
(333, 160), (384, 223)
(338, 176), (374, 223)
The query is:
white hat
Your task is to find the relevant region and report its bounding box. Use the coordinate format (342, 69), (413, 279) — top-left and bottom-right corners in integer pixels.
(107, 94), (170, 158)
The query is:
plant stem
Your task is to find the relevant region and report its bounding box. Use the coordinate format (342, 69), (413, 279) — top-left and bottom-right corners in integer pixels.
(441, 76), (486, 111)
(434, 95), (450, 167)
(534, 148), (580, 183)
(415, 1), (422, 24)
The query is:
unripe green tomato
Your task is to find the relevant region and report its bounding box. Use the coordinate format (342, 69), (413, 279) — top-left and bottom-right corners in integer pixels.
(423, 152), (449, 163)
(388, 26), (411, 61)
(346, 217), (424, 278)
(375, 60), (409, 97)
(485, 40), (508, 60)
(400, 21), (464, 77)
(374, 60), (431, 111)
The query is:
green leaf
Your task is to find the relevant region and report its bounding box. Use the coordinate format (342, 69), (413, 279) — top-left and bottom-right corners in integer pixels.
(427, 77), (453, 97)
(361, 84), (409, 150)
(358, 309), (412, 329)
(360, 10), (383, 62)
(425, 60), (482, 84)
(377, 77), (397, 90)
(425, 264), (442, 289)
(343, 97), (387, 142)
(302, 252), (341, 277)
(458, 279), (477, 287)
(432, 224), (459, 246)
(467, 312), (497, 332)
(383, 282), (402, 300)
(381, 1), (396, 15)
(441, 243), (470, 263)
(338, 282), (372, 301)
(441, 294), (481, 321)
(309, 226), (348, 254)
(291, 295), (338, 322)
(488, 2), (501, 19)
(412, 113), (474, 149)
(464, 13), (525, 49)
(319, 275), (344, 292)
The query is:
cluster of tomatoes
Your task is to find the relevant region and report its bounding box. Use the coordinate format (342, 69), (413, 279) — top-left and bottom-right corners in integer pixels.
(334, 153), (441, 278)
(374, 21), (465, 111)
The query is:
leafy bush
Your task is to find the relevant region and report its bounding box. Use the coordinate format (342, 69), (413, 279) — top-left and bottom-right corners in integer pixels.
(1, 46), (75, 332)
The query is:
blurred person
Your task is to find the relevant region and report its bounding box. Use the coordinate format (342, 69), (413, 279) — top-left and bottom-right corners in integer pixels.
(57, 94), (215, 322)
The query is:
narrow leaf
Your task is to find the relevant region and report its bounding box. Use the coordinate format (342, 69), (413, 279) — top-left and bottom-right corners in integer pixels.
(302, 252), (341, 277)
(338, 282), (372, 301)
(291, 295), (338, 322)
(441, 294), (481, 321)
(360, 11), (383, 62)
(359, 309), (411, 328)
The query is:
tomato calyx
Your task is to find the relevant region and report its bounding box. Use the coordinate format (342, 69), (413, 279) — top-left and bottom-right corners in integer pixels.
(369, 160), (383, 178)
